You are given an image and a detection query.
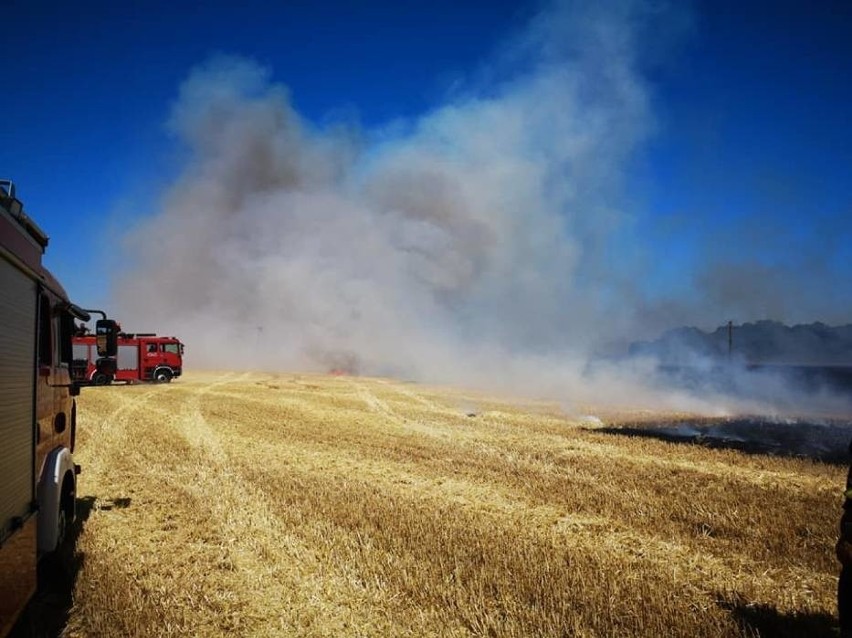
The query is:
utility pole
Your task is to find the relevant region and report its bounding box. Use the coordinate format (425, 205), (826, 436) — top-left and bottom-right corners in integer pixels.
(727, 320), (733, 359)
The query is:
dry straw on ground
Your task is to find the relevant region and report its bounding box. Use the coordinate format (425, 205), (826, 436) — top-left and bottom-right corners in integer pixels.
(58, 371), (842, 637)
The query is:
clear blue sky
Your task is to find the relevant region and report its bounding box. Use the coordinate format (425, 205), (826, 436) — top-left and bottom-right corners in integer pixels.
(2, 0), (851, 329)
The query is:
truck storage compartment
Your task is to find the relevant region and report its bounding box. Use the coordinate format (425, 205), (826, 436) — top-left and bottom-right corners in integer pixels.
(0, 255), (37, 542)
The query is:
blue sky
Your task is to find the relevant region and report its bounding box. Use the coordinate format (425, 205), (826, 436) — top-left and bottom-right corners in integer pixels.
(638, 1), (852, 326)
(2, 0), (851, 333)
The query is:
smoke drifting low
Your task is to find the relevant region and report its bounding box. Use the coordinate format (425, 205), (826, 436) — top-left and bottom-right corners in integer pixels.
(113, 1), (848, 415)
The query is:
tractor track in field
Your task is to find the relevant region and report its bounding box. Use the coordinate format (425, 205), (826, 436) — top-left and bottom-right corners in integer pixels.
(347, 377), (462, 425)
(347, 378), (404, 424)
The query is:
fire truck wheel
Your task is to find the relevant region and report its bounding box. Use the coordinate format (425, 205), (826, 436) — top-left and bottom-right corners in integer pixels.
(155, 368), (173, 383)
(53, 475), (75, 553)
(55, 504), (67, 550)
(92, 372), (110, 385)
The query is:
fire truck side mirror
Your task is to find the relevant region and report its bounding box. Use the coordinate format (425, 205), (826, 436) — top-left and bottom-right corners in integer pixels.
(96, 319), (119, 357)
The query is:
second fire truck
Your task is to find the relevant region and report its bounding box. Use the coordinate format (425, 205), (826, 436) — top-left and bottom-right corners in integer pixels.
(73, 332), (184, 384)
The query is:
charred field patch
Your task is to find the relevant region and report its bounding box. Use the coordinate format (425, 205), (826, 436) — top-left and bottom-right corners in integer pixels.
(597, 416), (852, 464)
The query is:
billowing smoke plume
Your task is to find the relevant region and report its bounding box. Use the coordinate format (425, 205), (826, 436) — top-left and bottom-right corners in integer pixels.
(112, 1), (849, 415)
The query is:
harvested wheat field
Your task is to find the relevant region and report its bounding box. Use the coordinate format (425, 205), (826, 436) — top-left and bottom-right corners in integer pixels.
(53, 370), (844, 637)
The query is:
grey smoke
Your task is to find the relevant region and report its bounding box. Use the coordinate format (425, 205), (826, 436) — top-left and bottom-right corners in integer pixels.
(631, 321), (852, 366)
(112, 1), (848, 415)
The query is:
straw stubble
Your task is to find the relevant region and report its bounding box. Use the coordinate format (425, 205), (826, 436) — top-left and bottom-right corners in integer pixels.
(62, 371), (841, 637)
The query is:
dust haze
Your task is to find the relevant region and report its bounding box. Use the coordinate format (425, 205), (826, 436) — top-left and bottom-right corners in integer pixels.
(112, 0), (850, 416)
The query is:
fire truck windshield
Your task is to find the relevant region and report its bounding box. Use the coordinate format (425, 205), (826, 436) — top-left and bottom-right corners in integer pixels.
(162, 343), (181, 355)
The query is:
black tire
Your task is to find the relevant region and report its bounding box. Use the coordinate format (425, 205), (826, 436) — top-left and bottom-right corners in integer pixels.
(54, 502), (68, 550)
(92, 372), (109, 386)
(154, 368), (173, 383)
(51, 475), (75, 554)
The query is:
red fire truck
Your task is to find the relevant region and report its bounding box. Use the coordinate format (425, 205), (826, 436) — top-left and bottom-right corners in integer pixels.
(0, 180), (118, 636)
(72, 332), (183, 384)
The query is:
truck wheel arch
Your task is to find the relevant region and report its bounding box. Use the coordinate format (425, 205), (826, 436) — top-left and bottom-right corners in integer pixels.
(37, 447), (76, 554)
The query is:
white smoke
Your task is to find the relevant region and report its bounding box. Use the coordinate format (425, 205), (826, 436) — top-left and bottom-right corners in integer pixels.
(112, 1), (845, 415)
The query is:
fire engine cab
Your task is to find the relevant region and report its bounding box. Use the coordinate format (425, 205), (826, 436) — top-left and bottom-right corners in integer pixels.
(73, 332), (183, 384)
